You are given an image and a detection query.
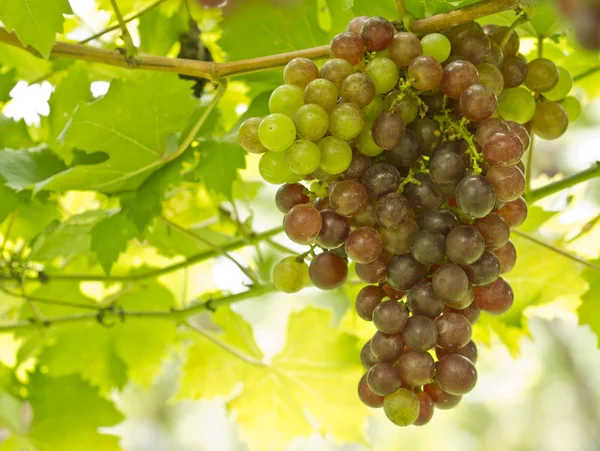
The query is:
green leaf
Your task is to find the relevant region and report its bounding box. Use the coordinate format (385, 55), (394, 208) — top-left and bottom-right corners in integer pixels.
(0, 67), (16, 103)
(0, 0), (72, 58)
(139, 7), (186, 55)
(578, 265), (600, 347)
(0, 185), (20, 224)
(35, 73), (198, 193)
(179, 307), (367, 450)
(0, 116), (33, 149)
(0, 148), (66, 191)
(26, 371), (123, 450)
(10, 197), (60, 243)
(0, 44), (52, 82)
(90, 211), (137, 275)
(194, 136), (246, 199)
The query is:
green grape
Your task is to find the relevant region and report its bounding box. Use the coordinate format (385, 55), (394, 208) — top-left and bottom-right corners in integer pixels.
(524, 58), (559, 93)
(383, 388), (420, 426)
(285, 140), (321, 175)
(258, 113), (297, 152)
(561, 96), (582, 122)
(421, 33), (451, 63)
(272, 256), (308, 293)
(544, 67), (573, 101)
(357, 121), (384, 157)
(318, 136), (353, 174)
(304, 78), (338, 111)
(365, 57), (400, 94)
(329, 102), (365, 140)
(363, 95), (384, 121)
(531, 100), (569, 140)
(497, 88), (536, 124)
(294, 104), (329, 141)
(268, 84), (305, 118)
(238, 117), (267, 154)
(259, 151), (302, 184)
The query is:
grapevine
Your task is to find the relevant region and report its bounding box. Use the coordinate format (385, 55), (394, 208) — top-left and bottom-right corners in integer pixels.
(238, 15), (581, 426)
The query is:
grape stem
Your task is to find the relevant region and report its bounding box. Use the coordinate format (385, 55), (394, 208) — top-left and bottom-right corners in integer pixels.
(109, 0), (138, 62)
(499, 13), (528, 52)
(395, 0), (408, 18)
(0, 0), (520, 81)
(525, 162), (600, 203)
(0, 283), (279, 333)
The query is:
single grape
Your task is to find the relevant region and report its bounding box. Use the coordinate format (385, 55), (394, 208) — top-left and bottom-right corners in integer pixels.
(397, 350), (435, 387)
(481, 40), (504, 67)
(317, 136), (353, 175)
(423, 383), (462, 410)
(524, 58), (560, 93)
(407, 119), (441, 156)
(435, 312), (472, 350)
(506, 120), (531, 150)
(445, 304), (481, 324)
(473, 277), (514, 314)
(475, 117), (509, 147)
(347, 16), (369, 34)
(387, 254), (428, 291)
(356, 285), (387, 321)
(329, 102), (365, 141)
(380, 219), (420, 255)
(275, 183), (309, 214)
(356, 250), (389, 283)
(421, 91), (445, 115)
(477, 62), (504, 96)
(357, 121), (384, 157)
(365, 57), (400, 94)
(320, 58), (354, 89)
(362, 163), (401, 199)
(482, 131), (524, 167)
(272, 256), (308, 293)
(304, 78), (338, 111)
(496, 197), (528, 227)
(259, 150), (302, 184)
(363, 95), (385, 121)
(360, 17), (395, 51)
(451, 28), (491, 65)
(486, 165), (525, 202)
(383, 388), (420, 426)
(258, 113), (296, 152)
(329, 32), (365, 66)
(414, 392), (435, 426)
(284, 204), (322, 244)
(429, 148), (466, 185)
(371, 331), (404, 362)
(456, 175), (497, 218)
(386, 129), (423, 169)
(411, 230), (446, 266)
(440, 60), (479, 99)
(373, 300), (409, 334)
(329, 180), (368, 217)
(358, 373), (385, 408)
(417, 209), (458, 236)
(436, 340), (478, 363)
(561, 96), (582, 122)
(460, 84), (497, 122)
(498, 87), (537, 124)
(466, 250), (501, 286)
(408, 56), (443, 91)
(309, 251), (348, 290)
(284, 58), (319, 89)
(269, 84), (305, 118)
(375, 193), (409, 229)
(372, 112), (405, 150)
(446, 225), (485, 265)
(404, 173), (444, 212)
(500, 55), (528, 88)
(384, 91), (419, 124)
(285, 139), (321, 175)
(238, 117), (268, 154)
(435, 354), (478, 395)
(346, 227), (383, 264)
(407, 280), (445, 319)
(389, 32), (423, 68)
(544, 67), (573, 101)
(361, 340), (381, 369)
(402, 315), (438, 352)
(367, 362), (402, 396)
(341, 73), (376, 108)
(432, 264), (469, 304)
(344, 150), (372, 180)
(421, 33), (452, 63)
(493, 241), (516, 276)
(474, 213), (510, 249)
(317, 209), (350, 249)
(531, 100), (569, 140)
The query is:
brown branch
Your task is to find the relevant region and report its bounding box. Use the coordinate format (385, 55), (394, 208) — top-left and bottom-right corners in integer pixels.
(0, 0), (520, 81)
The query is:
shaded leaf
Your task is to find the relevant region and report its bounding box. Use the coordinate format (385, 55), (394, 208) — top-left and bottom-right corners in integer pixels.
(90, 211), (137, 275)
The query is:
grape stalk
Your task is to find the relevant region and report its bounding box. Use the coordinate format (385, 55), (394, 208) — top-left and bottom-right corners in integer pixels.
(238, 15), (580, 427)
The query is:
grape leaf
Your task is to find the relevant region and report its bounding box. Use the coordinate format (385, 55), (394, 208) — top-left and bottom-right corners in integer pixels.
(0, 116), (33, 149)
(139, 6), (186, 55)
(10, 197), (60, 243)
(0, 148), (66, 191)
(0, 0), (72, 58)
(179, 307), (367, 451)
(0, 185), (20, 224)
(91, 211), (138, 275)
(578, 265), (600, 347)
(0, 67), (15, 103)
(33, 73), (198, 194)
(194, 136), (246, 199)
(0, 44), (52, 82)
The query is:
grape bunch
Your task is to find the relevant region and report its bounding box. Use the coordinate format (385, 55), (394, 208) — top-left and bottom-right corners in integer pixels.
(238, 16), (579, 426)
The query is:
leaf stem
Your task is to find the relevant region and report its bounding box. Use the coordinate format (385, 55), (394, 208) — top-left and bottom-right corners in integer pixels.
(500, 13), (527, 52)
(512, 229), (600, 273)
(161, 216), (262, 285)
(110, 0), (137, 60)
(0, 283), (278, 333)
(41, 226), (283, 282)
(80, 0), (168, 44)
(525, 162), (600, 203)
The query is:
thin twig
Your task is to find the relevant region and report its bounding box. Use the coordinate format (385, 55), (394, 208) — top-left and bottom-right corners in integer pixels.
(186, 320), (268, 367)
(110, 0), (137, 58)
(266, 239), (301, 257)
(526, 162), (600, 203)
(0, 285), (102, 311)
(395, 0), (408, 18)
(500, 13), (528, 52)
(512, 229), (600, 273)
(80, 0), (168, 44)
(574, 66), (600, 82)
(162, 217), (262, 285)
